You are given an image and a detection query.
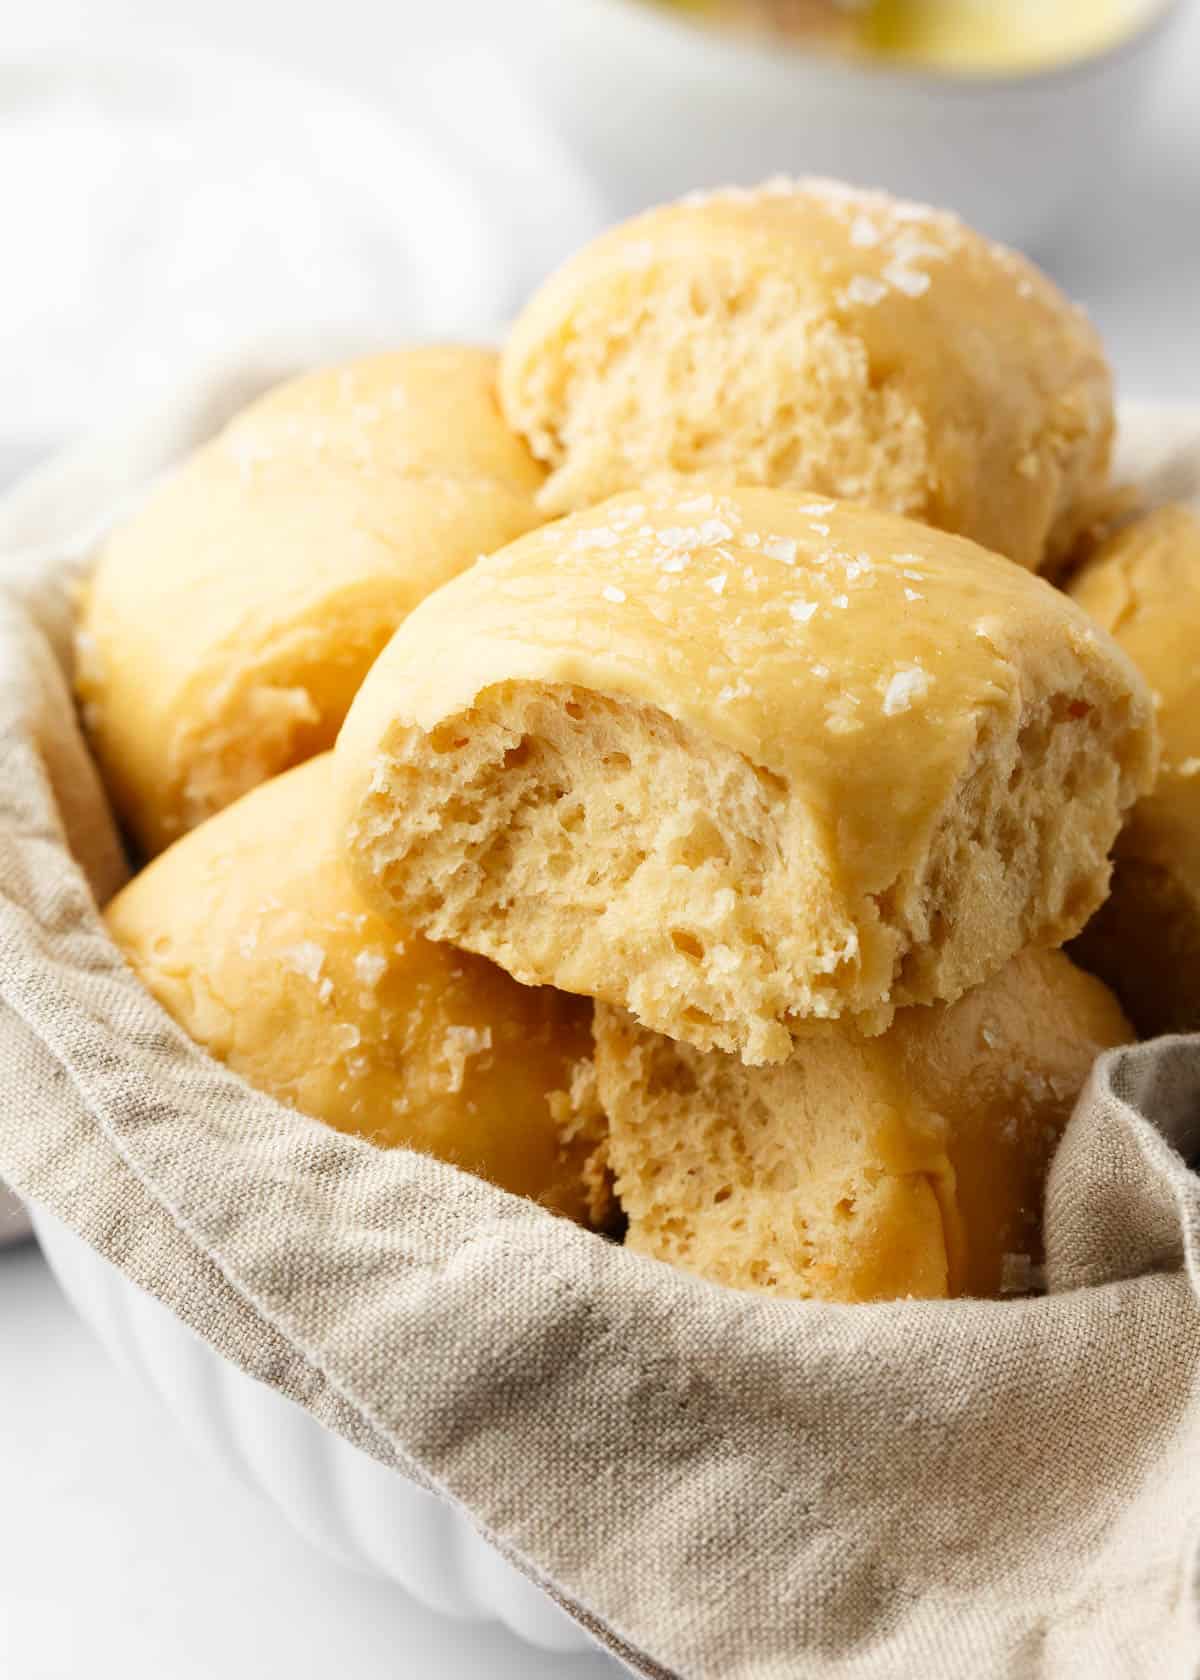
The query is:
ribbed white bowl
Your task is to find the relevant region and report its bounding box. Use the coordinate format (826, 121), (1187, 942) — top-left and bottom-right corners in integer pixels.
(31, 1207), (592, 1656)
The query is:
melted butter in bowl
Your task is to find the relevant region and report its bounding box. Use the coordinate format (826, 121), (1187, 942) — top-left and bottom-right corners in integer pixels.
(863, 0), (1138, 74)
(655, 0), (1165, 74)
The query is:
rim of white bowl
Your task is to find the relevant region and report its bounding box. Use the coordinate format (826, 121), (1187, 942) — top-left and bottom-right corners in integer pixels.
(574, 0), (1185, 94)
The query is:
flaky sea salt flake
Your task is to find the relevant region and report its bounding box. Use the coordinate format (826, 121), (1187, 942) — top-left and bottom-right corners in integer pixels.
(844, 275), (887, 307)
(354, 949), (389, 988)
(891, 261), (937, 299)
(573, 526), (622, 551)
(660, 525), (701, 550)
(281, 941), (325, 983)
(882, 665), (932, 716)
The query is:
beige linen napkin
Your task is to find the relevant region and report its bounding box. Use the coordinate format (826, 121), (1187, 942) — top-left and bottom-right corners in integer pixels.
(1, 377), (1199, 1680)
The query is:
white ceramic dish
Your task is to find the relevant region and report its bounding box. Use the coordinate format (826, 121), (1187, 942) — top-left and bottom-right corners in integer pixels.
(516, 0), (1181, 248)
(31, 1207), (593, 1657)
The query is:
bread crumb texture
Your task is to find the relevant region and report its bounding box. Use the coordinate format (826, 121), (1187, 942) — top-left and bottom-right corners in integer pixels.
(594, 949), (1130, 1303)
(338, 487), (1157, 1065)
(1068, 505), (1200, 1034)
(500, 177), (1113, 572)
(104, 756), (611, 1228)
(76, 347), (545, 857)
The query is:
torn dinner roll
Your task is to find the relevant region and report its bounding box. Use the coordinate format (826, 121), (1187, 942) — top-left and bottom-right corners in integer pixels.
(1068, 506), (1200, 1036)
(594, 949), (1131, 1303)
(77, 347), (545, 857)
(500, 178), (1113, 572)
(105, 756), (610, 1228)
(337, 488), (1156, 1065)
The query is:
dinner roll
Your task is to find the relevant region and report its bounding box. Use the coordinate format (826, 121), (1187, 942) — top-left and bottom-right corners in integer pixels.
(594, 949), (1131, 1303)
(105, 756), (610, 1227)
(337, 488), (1156, 1065)
(500, 178), (1113, 572)
(1068, 506), (1200, 1035)
(77, 348), (545, 857)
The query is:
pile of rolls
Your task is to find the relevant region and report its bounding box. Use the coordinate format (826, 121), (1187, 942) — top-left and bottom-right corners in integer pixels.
(83, 180), (1200, 1304)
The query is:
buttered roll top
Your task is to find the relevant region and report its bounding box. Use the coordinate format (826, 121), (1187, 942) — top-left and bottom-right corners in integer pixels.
(337, 487), (1155, 1064)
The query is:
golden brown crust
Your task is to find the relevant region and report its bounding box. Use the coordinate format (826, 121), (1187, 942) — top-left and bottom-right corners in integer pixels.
(77, 348), (545, 857)
(105, 756), (610, 1227)
(337, 487), (1156, 1063)
(1071, 856), (1200, 1039)
(500, 179), (1113, 571)
(1067, 506), (1200, 1034)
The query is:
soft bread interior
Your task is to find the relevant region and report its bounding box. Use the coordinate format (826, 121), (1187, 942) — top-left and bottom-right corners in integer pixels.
(500, 185), (1114, 572)
(348, 673), (1133, 1064)
(512, 276), (936, 529)
(885, 685), (1135, 1004)
(593, 1004), (956, 1304)
(592, 949), (1131, 1303)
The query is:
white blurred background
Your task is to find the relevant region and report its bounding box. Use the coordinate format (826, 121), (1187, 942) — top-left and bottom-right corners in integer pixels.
(2, 0), (1199, 491)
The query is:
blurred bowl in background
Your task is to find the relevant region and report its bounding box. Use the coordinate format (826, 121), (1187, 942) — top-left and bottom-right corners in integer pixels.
(516, 0), (1182, 251)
